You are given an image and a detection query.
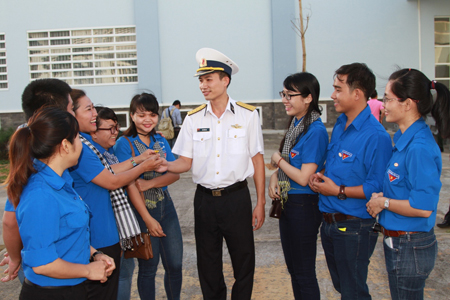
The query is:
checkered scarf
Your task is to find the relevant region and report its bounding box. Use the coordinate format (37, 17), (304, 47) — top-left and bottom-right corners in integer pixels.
(133, 138), (165, 209)
(79, 136), (141, 251)
(278, 111), (321, 206)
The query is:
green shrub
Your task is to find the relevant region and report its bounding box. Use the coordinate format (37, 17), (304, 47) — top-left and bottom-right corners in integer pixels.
(0, 127), (15, 160)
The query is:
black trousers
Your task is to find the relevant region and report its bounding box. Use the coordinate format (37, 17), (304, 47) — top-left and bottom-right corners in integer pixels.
(20, 280), (88, 300)
(194, 185), (255, 300)
(86, 242), (121, 300)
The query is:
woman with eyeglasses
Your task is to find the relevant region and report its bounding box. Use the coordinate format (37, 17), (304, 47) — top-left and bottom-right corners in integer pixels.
(268, 73), (328, 299)
(366, 68), (450, 300)
(114, 93), (182, 300)
(69, 90), (162, 300)
(6, 107), (115, 300)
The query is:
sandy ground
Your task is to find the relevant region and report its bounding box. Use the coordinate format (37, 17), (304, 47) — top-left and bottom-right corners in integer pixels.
(1, 130), (450, 299)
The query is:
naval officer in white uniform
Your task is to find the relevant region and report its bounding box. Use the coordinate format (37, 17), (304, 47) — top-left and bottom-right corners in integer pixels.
(163, 48), (265, 300)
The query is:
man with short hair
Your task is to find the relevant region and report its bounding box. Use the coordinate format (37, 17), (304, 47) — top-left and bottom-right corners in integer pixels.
(1, 79), (73, 282)
(309, 63), (392, 299)
(163, 48), (265, 300)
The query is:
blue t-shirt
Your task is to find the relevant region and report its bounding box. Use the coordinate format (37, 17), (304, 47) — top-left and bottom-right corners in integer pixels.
(69, 132), (120, 249)
(114, 133), (176, 191)
(379, 118), (442, 232)
(17, 160), (90, 287)
(288, 118), (328, 195)
(319, 106), (393, 219)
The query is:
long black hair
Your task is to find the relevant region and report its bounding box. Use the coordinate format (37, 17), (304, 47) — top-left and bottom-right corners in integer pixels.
(279, 72), (321, 152)
(389, 68), (450, 137)
(6, 107), (79, 207)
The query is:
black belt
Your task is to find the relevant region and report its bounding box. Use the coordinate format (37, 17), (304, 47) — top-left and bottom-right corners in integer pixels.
(197, 180), (247, 197)
(323, 212), (359, 224)
(24, 277), (74, 289)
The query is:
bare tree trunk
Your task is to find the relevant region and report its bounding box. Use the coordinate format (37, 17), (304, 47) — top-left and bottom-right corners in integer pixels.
(299, 0), (306, 72)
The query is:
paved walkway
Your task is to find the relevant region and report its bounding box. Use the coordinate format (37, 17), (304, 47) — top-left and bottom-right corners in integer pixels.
(1, 131), (450, 299)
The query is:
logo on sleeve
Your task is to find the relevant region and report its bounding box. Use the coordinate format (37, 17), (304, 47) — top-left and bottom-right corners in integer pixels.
(388, 169), (400, 182)
(290, 149), (299, 158)
(340, 150), (353, 160)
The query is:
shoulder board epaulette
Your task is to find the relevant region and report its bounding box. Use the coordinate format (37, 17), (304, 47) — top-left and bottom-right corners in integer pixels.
(187, 104), (207, 116)
(236, 101), (256, 111)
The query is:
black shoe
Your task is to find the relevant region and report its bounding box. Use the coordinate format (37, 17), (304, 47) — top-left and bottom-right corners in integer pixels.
(437, 211), (450, 228)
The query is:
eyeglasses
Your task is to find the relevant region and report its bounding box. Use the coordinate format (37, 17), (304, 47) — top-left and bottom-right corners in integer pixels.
(382, 96), (403, 105)
(97, 124), (120, 134)
(279, 91), (302, 100)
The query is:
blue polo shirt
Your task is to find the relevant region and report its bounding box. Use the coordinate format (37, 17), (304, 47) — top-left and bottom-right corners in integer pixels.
(17, 160), (90, 286)
(4, 198), (13, 211)
(69, 132), (120, 249)
(288, 118), (328, 194)
(379, 118), (441, 232)
(319, 105), (392, 219)
(114, 133), (175, 191)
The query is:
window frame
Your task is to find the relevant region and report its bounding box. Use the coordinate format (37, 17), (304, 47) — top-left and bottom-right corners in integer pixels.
(27, 26), (138, 86)
(435, 16), (450, 89)
(0, 33), (8, 90)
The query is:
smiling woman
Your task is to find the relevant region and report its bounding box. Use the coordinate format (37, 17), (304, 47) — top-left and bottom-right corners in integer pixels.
(268, 72), (328, 299)
(69, 90), (162, 300)
(114, 92), (182, 300)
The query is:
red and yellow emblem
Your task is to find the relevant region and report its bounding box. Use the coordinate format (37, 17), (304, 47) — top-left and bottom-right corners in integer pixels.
(388, 169), (400, 182)
(200, 58), (207, 67)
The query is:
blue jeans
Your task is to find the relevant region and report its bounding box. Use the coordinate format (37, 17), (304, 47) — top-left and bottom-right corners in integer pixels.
(135, 191), (183, 300)
(279, 194), (322, 300)
(321, 217), (378, 300)
(117, 254), (135, 300)
(383, 229), (437, 300)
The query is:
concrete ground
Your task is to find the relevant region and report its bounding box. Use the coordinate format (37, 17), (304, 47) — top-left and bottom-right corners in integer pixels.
(1, 130), (450, 299)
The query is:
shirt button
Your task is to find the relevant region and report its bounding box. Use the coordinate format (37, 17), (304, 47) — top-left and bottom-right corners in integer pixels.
(74, 197), (76, 200)
(85, 210), (87, 214)
(218, 121), (220, 124)
(201, 138), (204, 141)
(234, 135), (237, 138)
(216, 172), (219, 175)
(218, 137), (220, 141)
(217, 154), (220, 157)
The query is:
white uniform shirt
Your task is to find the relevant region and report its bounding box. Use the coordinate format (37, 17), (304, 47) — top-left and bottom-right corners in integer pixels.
(173, 97), (264, 189)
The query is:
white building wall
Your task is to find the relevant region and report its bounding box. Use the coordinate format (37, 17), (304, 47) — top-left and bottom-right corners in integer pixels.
(156, 0), (274, 105)
(1, 0), (449, 117)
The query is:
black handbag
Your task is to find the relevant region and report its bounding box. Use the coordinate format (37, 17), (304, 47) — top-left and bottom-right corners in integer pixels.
(269, 198), (282, 219)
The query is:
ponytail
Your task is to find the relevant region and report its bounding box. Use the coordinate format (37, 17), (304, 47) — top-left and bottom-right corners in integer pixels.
(389, 68), (450, 138)
(431, 81), (450, 138)
(5, 128), (35, 207)
(5, 107), (79, 207)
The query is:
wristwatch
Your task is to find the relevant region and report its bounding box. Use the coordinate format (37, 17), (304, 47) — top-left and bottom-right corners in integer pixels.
(384, 198), (390, 210)
(90, 250), (104, 262)
(337, 185), (347, 200)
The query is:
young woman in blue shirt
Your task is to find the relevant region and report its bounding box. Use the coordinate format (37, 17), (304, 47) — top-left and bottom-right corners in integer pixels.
(114, 93), (183, 300)
(268, 72), (328, 299)
(69, 89), (162, 300)
(6, 107), (115, 299)
(367, 69), (450, 300)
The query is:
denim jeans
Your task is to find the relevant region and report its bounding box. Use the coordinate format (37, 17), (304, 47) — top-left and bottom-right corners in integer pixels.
(383, 228), (437, 300)
(320, 217), (378, 300)
(117, 254), (135, 300)
(279, 194), (322, 300)
(135, 191), (183, 300)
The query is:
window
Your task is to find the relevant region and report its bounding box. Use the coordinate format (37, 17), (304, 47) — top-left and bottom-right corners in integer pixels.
(27, 26), (138, 86)
(0, 33), (7, 89)
(435, 17), (450, 89)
